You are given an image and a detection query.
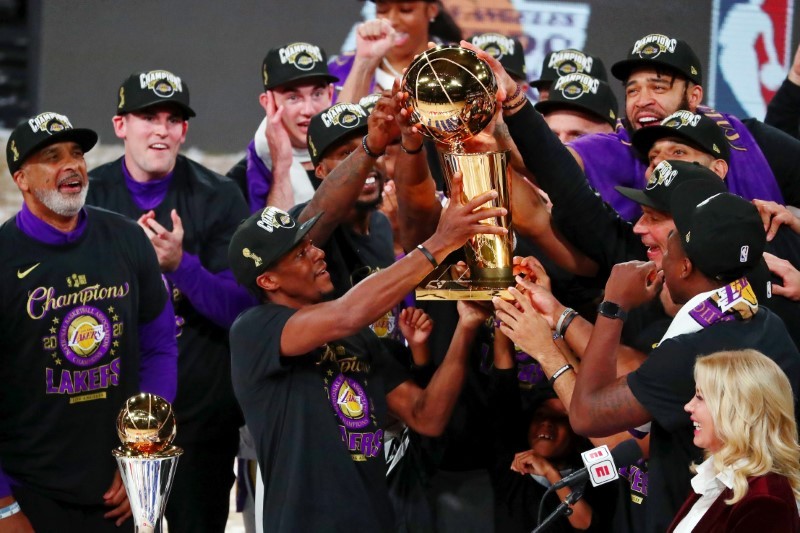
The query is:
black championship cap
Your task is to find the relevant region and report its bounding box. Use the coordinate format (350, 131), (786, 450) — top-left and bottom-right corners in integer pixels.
(262, 42), (339, 91)
(631, 110), (730, 162)
(117, 70), (195, 118)
(358, 93), (382, 114)
(6, 112), (98, 175)
(616, 159), (726, 212)
(228, 207), (323, 294)
(468, 33), (527, 81)
(611, 33), (702, 85)
(669, 181), (766, 281)
(532, 49), (607, 90)
(534, 74), (618, 127)
(307, 102), (370, 166)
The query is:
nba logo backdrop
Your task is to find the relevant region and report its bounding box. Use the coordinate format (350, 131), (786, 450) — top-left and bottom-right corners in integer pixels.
(709, 0), (794, 119)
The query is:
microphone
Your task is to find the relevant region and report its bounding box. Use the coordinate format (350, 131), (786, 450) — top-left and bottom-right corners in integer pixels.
(551, 439), (642, 490)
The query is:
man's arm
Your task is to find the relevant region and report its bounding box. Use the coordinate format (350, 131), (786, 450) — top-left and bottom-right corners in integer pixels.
(569, 261), (661, 436)
(298, 94), (400, 246)
(137, 294), (178, 402)
(764, 43), (800, 139)
(744, 118), (800, 207)
(280, 175), (507, 356)
(385, 301), (488, 436)
(388, 92), (442, 251)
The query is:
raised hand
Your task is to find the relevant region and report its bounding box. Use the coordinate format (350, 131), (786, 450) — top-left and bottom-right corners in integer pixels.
(137, 209), (185, 272)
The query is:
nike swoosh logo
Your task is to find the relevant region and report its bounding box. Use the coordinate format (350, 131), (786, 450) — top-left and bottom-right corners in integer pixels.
(17, 263), (41, 279)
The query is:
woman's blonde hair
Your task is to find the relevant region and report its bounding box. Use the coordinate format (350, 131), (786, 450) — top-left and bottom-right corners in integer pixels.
(693, 349), (800, 504)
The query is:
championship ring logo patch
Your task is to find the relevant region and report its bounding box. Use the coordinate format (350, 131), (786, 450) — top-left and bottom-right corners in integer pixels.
(632, 34), (677, 59)
(329, 374), (371, 430)
(256, 206), (295, 233)
(321, 103), (368, 129)
(646, 161), (678, 190)
(279, 43), (324, 72)
(59, 306), (112, 367)
(28, 112), (74, 135)
(554, 73), (599, 100)
(153, 80), (175, 98)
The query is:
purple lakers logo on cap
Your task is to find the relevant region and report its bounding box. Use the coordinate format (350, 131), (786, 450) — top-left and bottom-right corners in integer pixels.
(471, 33), (516, 61)
(59, 306), (112, 367)
(646, 160), (678, 190)
(28, 112), (73, 135)
(279, 42), (324, 72)
(632, 34), (677, 59)
(139, 70), (184, 98)
(554, 73), (599, 100)
(329, 374), (371, 430)
(549, 50), (594, 76)
(256, 206), (295, 233)
(320, 103), (367, 129)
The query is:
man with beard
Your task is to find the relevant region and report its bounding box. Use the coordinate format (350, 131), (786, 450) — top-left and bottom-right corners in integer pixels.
(566, 33), (800, 221)
(292, 99), (397, 299)
(226, 41), (338, 212)
(87, 70), (253, 532)
(0, 112), (177, 531)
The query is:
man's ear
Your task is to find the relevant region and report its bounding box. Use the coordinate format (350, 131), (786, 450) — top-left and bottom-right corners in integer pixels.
(111, 115), (127, 140)
(681, 256), (694, 279)
(709, 159), (728, 180)
(686, 83), (704, 111)
(256, 271), (279, 292)
(12, 168), (28, 192)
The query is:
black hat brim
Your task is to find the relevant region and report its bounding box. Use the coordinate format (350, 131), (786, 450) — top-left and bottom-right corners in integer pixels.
(14, 128), (99, 173)
(611, 58), (701, 85)
(534, 100), (615, 128)
(615, 185), (665, 212)
(264, 73), (339, 91)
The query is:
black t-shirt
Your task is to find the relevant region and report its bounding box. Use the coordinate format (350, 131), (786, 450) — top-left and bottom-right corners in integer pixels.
(0, 207), (167, 504)
(627, 308), (800, 533)
(88, 156), (249, 442)
(229, 303), (411, 532)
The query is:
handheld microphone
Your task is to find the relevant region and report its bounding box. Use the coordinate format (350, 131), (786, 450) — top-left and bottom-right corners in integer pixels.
(551, 439), (642, 490)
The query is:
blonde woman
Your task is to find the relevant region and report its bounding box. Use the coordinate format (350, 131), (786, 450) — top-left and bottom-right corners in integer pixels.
(669, 349), (800, 532)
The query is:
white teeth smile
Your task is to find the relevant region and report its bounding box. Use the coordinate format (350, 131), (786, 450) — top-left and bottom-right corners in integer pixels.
(537, 434), (553, 440)
(693, 422), (701, 429)
(365, 177), (376, 185)
(638, 117), (659, 125)
(151, 143), (168, 149)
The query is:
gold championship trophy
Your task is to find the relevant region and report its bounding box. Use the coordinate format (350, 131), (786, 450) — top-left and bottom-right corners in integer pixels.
(113, 393), (183, 533)
(402, 45), (514, 300)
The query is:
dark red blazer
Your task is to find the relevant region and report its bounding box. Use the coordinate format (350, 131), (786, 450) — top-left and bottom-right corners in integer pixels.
(668, 473), (800, 532)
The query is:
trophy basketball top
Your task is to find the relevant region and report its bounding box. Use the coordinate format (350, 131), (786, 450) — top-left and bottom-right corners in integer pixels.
(401, 44), (497, 147)
(115, 393), (177, 457)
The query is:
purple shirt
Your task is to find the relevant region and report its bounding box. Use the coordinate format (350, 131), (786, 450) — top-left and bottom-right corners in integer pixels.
(121, 159), (173, 211)
(569, 107), (785, 221)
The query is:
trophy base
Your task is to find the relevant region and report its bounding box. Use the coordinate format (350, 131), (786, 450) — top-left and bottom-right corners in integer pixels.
(415, 280), (513, 301)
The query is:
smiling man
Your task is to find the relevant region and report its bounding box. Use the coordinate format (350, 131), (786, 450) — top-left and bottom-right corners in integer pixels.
(1, 112), (177, 532)
(565, 33), (800, 221)
(226, 42), (338, 212)
(87, 70), (253, 533)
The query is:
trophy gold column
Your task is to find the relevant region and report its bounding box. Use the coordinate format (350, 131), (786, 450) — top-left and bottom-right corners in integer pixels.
(401, 45), (515, 299)
(112, 393), (183, 533)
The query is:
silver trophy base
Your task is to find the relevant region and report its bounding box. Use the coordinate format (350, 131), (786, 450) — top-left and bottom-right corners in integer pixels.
(113, 446), (183, 533)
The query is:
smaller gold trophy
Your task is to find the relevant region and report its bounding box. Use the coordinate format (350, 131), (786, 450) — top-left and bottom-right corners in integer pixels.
(402, 45), (514, 300)
(112, 393), (183, 533)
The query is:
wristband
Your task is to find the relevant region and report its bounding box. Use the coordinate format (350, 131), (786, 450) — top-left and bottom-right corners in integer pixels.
(362, 134), (385, 158)
(555, 308), (576, 336)
(501, 84), (523, 109)
(560, 310), (578, 337)
(548, 363), (574, 387)
(400, 141), (424, 155)
(416, 244), (439, 269)
(0, 502), (21, 520)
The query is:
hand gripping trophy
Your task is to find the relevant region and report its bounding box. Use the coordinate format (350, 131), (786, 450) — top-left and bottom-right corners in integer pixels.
(402, 45), (514, 299)
(112, 393), (183, 532)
